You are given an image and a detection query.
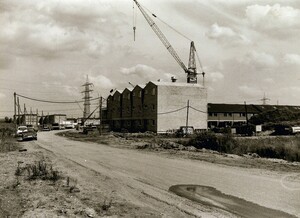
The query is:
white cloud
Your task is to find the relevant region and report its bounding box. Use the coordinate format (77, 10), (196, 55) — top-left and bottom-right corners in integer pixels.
(63, 85), (80, 97)
(0, 0), (124, 59)
(283, 54), (300, 65)
(246, 4), (300, 29)
(89, 75), (114, 89)
(263, 78), (275, 84)
(0, 93), (6, 99)
(206, 23), (236, 38)
(206, 23), (250, 45)
(207, 71), (224, 82)
(279, 86), (300, 99)
(121, 64), (158, 76)
(120, 64), (172, 82)
(241, 51), (277, 68)
(238, 85), (261, 97)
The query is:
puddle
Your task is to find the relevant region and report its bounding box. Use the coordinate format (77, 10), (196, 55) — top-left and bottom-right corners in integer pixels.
(169, 185), (296, 218)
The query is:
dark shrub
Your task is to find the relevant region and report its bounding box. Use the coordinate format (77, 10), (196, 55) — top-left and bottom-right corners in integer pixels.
(189, 132), (219, 150)
(188, 132), (237, 153)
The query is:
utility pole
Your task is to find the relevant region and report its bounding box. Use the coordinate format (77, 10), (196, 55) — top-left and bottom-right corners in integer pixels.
(17, 97), (20, 125)
(99, 96), (103, 135)
(244, 101), (248, 126)
(36, 109), (38, 127)
(23, 104), (27, 125)
(186, 100), (190, 134)
(41, 111), (44, 127)
(244, 101), (252, 136)
(30, 107), (32, 125)
(14, 92), (16, 126)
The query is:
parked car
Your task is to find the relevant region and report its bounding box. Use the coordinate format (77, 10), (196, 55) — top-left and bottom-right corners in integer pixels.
(22, 129), (37, 141)
(52, 123), (60, 130)
(65, 123), (75, 129)
(42, 125), (51, 131)
(16, 126), (28, 137)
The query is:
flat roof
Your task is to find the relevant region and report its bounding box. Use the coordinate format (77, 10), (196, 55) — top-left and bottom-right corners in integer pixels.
(208, 103), (300, 113)
(149, 81), (204, 88)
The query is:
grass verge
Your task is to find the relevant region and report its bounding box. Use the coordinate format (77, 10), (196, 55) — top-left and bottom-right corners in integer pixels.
(187, 132), (300, 162)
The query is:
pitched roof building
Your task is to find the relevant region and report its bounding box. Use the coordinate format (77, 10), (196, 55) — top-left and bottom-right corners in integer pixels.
(106, 81), (207, 133)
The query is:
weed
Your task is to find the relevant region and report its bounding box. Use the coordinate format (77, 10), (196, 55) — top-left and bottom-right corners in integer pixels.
(66, 176), (70, 186)
(25, 160), (60, 182)
(15, 161), (23, 176)
(101, 198), (112, 211)
(68, 178), (78, 193)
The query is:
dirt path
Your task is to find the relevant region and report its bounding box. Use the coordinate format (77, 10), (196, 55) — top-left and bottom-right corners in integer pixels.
(29, 131), (300, 217)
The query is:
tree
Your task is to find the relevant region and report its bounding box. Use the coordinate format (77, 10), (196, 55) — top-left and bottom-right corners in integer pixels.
(4, 117), (12, 123)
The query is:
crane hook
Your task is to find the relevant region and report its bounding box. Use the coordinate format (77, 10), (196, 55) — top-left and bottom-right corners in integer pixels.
(133, 26), (136, 41)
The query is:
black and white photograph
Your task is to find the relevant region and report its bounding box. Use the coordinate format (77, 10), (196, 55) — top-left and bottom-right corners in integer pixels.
(0, 0), (299, 217)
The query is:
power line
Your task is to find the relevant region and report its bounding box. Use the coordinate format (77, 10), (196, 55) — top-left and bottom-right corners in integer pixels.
(189, 106), (206, 113)
(0, 108), (83, 113)
(158, 106), (187, 115)
(16, 93), (100, 104)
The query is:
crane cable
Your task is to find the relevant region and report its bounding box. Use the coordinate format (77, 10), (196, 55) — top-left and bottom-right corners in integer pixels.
(140, 3), (192, 42)
(194, 47), (204, 72)
(135, 1), (205, 73)
(133, 1), (137, 41)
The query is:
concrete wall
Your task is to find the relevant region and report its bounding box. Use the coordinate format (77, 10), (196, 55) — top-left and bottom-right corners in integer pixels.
(156, 82), (207, 133)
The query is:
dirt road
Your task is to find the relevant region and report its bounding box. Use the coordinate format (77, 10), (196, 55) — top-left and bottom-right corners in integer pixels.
(30, 131), (299, 217)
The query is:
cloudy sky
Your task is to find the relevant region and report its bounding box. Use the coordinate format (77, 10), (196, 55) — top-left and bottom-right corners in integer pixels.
(0, 0), (300, 118)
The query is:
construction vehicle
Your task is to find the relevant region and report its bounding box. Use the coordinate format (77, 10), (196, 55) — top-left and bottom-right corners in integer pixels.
(133, 0), (205, 84)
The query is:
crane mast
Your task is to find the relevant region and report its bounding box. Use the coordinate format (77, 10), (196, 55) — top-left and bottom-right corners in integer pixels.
(133, 0), (198, 84)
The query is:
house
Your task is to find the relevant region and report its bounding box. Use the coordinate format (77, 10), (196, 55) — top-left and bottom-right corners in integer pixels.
(207, 103), (300, 128)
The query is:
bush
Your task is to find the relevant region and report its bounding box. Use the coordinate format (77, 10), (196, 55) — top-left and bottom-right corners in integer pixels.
(187, 132), (300, 162)
(0, 125), (19, 152)
(249, 108), (300, 125)
(188, 132), (237, 153)
(234, 136), (300, 162)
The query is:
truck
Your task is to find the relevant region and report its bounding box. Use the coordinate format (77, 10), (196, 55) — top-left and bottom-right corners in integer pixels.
(176, 126), (194, 137)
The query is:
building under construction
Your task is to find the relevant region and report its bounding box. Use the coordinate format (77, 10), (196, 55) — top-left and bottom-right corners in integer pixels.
(105, 81), (207, 133)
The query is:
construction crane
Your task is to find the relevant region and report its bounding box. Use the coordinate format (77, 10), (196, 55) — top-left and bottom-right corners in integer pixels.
(133, 0), (204, 84)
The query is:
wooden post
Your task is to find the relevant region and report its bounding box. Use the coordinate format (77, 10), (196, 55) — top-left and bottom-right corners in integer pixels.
(17, 97), (20, 125)
(186, 100), (189, 135)
(14, 92), (16, 125)
(36, 109), (38, 127)
(99, 96), (103, 135)
(244, 101), (248, 126)
(41, 111), (44, 127)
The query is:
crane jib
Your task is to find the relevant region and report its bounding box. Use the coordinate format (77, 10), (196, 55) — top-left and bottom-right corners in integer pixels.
(133, 0), (199, 84)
